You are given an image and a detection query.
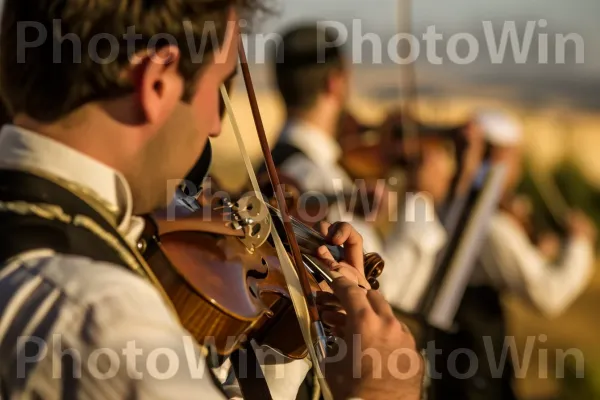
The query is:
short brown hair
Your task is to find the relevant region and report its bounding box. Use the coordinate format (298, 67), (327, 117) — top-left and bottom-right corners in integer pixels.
(272, 23), (346, 110)
(0, 0), (267, 122)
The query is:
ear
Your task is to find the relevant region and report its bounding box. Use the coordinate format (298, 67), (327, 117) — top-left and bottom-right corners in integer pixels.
(134, 45), (183, 124)
(327, 69), (348, 100)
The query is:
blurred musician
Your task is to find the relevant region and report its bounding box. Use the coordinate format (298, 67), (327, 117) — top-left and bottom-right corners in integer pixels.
(429, 110), (597, 400)
(266, 23), (452, 316)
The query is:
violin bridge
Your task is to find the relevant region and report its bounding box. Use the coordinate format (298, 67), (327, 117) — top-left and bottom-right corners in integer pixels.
(221, 195), (272, 252)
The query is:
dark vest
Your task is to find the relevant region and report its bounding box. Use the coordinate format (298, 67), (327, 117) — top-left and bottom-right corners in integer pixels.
(257, 141), (303, 194)
(427, 285), (516, 400)
(0, 169), (139, 269)
(263, 141), (304, 172)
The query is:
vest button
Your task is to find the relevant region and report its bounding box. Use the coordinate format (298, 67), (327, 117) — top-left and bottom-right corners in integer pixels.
(137, 239), (147, 254)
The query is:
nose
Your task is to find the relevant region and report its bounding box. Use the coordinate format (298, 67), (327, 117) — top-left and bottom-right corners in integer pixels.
(209, 118), (222, 138)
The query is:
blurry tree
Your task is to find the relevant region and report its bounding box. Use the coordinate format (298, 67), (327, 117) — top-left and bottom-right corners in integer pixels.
(556, 358), (600, 400)
(518, 159), (600, 248)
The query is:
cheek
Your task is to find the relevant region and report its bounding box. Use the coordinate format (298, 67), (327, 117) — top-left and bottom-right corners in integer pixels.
(192, 84), (221, 136)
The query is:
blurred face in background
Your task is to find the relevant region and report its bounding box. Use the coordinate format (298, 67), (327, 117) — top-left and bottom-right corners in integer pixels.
(417, 140), (455, 204)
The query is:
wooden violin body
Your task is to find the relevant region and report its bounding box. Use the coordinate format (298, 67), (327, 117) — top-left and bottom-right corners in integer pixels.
(140, 189), (385, 357)
(140, 212), (320, 359)
(337, 109), (470, 181)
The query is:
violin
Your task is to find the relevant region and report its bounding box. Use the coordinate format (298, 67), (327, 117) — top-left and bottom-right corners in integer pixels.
(137, 41), (384, 364)
(336, 110), (390, 181)
(338, 110), (469, 178)
(140, 192), (383, 358)
(337, 109), (477, 213)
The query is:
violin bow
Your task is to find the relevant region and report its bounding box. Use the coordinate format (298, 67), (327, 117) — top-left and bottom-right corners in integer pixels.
(397, 0), (422, 188)
(520, 112), (569, 228)
(226, 38), (332, 399)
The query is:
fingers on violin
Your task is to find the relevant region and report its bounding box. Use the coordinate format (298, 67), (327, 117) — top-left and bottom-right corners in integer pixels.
(317, 245), (336, 263)
(322, 257), (366, 286)
(330, 275), (373, 325)
(326, 222), (364, 273)
(337, 263), (371, 287)
(366, 289), (395, 319)
(321, 309), (347, 331)
(324, 222), (352, 245)
(316, 291), (342, 309)
(318, 221), (332, 237)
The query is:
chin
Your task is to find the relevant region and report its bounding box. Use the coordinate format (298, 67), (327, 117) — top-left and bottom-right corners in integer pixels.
(132, 188), (167, 216)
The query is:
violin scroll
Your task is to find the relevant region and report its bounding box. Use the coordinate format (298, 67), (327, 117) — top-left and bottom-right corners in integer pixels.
(364, 252), (384, 290)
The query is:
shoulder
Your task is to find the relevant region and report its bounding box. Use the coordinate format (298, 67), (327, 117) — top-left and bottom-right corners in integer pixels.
(1, 250), (178, 328)
(278, 152), (318, 174)
(487, 211), (527, 239)
(278, 154), (327, 190)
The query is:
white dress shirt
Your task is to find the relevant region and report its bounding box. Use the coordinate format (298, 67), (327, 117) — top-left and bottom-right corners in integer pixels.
(0, 125), (309, 400)
(476, 211), (595, 318)
(276, 120), (447, 313)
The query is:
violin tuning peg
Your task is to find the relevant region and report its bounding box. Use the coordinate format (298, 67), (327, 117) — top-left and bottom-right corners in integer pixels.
(368, 278), (380, 291)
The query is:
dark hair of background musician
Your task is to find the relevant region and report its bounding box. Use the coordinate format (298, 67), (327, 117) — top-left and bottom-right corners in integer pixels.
(0, 0), (268, 123)
(271, 24), (346, 110)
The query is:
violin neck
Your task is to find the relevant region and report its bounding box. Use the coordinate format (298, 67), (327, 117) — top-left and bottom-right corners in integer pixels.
(266, 204), (345, 262)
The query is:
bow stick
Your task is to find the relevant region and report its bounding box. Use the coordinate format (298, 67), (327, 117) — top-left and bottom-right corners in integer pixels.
(236, 41), (321, 325)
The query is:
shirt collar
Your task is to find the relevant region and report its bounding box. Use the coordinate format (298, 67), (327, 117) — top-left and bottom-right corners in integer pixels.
(280, 120), (342, 167)
(0, 124), (136, 237)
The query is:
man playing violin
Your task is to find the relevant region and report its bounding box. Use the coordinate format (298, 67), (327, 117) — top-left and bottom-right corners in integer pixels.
(0, 0), (422, 399)
(266, 23), (454, 317)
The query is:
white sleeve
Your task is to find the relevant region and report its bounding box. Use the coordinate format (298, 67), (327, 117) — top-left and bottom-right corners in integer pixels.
(97, 318), (227, 400)
(73, 270), (229, 399)
(3, 254), (228, 400)
(278, 155), (332, 195)
(255, 343), (312, 400)
(481, 213), (595, 318)
(376, 218), (447, 313)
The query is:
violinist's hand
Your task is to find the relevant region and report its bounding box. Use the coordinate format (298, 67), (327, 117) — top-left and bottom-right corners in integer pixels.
(324, 275), (424, 400)
(536, 230), (561, 261)
(567, 210), (597, 243)
(317, 221), (370, 289)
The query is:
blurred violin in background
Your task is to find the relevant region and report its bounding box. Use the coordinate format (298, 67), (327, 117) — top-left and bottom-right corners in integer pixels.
(336, 108), (483, 208)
